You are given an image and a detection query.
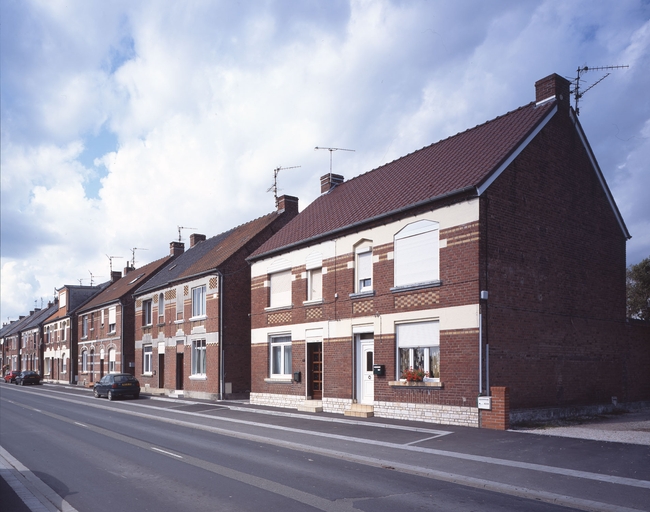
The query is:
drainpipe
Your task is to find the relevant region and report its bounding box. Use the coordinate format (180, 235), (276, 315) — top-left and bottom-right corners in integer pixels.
(119, 300), (125, 374)
(217, 270), (224, 401)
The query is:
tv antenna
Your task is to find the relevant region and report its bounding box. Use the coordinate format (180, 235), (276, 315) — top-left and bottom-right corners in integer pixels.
(131, 247), (148, 267)
(77, 277), (85, 286)
(88, 270), (103, 286)
(315, 147), (355, 174)
(267, 166), (300, 207)
(571, 65), (628, 115)
(177, 226), (197, 242)
(106, 254), (123, 273)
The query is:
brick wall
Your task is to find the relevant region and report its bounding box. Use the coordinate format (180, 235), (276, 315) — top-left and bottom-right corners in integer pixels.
(480, 386), (509, 430)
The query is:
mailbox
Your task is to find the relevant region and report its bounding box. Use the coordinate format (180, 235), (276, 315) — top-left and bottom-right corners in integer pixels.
(372, 364), (385, 376)
(293, 371), (301, 383)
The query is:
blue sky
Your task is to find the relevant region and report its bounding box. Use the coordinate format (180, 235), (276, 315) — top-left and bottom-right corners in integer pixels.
(1, 0), (649, 321)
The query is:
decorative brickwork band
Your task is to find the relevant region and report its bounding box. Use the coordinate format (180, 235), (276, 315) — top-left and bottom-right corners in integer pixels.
(353, 300), (374, 315)
(394, 290), (439, 309)
(480, 386), (510, 430)
(164, 289), (176, 300)
(209, 277), (218, 290)
(306, 308), (323, 320)
(268, 311), (292, 324)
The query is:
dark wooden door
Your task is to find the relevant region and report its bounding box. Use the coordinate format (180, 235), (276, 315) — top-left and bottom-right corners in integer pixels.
(176, 353), (184, 390)
(159, 353), (165, 388)
(308, 343), (323, 400)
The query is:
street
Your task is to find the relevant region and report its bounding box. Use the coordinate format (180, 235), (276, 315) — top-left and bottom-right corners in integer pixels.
(1, 383), (649, 511)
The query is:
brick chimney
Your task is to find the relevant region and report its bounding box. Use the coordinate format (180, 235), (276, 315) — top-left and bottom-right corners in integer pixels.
(111, 270), (122, 282)
(190, 233), (206, 248)
(320, 173), (344, 194)
(123, 265), (135, 275)
(170, 241), (185, 257)
(535, 73), (570, 109)
(277, 195), (299, 215)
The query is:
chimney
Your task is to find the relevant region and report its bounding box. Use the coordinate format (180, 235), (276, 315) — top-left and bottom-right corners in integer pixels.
(170, 241), (185, 257)
(123, 265), (135, 275)
(320, 173), (344, 194)
(111, 271), (122, 283)
(190, 233), (206, 248)
(277, 195), (299, 215)
(535, 74), (570, 109)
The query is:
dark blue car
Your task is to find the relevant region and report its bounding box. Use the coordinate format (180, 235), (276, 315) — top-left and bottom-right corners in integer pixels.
(15, 371), (41, 385)
(93, 373), (140, 401)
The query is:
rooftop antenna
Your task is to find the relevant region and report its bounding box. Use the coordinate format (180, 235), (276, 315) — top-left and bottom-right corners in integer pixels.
(177, 226), (197, 243)
(315, 146), (355, 174)
(571, 65), (628, 116)
(131, 247), (148, 267)
(88, 270), (103, 286)
(267, 166), (300, 207)
(106, 254), (123, 273)
(77, 278), (85, 285)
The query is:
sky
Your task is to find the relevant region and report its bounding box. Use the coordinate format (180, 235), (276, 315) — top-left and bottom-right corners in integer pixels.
(1, 0), (649, 322)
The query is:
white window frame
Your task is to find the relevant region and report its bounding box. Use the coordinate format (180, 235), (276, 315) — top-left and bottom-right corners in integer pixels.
(82, 351), (88, 373)
(158, 293), (165, 320)
(356, 246), (373, 293)
(393, 220), (440, 288)
(101, 309), (105, 328)
(191, 339), (207, 376)
(108, 348), (116, 373)
(176, 288), (184, 321)
(143, 345), (152, 374)
(108, 306), (117, 332)
(59, 291), (66, 309)
(396, 321), (440, 381)
(82, 316), (88, 338)
(191, 286), (206, 318)
(143, 300), (153, 326)
(270, 335), (292, 377)
(269, 270), (292, 308)
(307, 267), (323, 302)
(62, 355), (67, 374)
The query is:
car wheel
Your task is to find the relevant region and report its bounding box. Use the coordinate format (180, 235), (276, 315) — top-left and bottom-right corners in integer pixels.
(93, 389), (100, 398)
(108, 390), (114, 401)
(134, 392), (140, 399)
(20, 380), (24, 385)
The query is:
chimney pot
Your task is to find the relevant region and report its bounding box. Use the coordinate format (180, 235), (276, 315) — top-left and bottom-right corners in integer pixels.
(320, 173), (344, 194)
(535, 73), (571, 108)
(277, 195), (299, 215)
(190, 233), (206, 248)
(170, 241), (185, 257)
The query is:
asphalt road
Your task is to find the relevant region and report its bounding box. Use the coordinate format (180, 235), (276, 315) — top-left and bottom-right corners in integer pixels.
(1, 383), (649, 511)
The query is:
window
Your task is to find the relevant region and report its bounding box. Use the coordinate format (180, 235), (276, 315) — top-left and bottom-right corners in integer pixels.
(90, 313), (94, 331)
(191, 339), (206, 375)
(82, 351), (88, 373)
(192, 286), (206, 318)
(59, 291), (67, 308)
(396, 321), (440, 380)
(307, 268), (323, 302)
(62, 356), (67, 374)
(61, 321), (67, 341)
(101, 309), (105, 328)
(158, 293), (165, 320)
(143, 300), (152, 326)
(143, 345), (152, 373)
(270, 335), (292, 376)
(356, 247), (373, 293)
(82, 316), (88, 338)
(270, 270), (291, 308)
(108, 306), (117, 332)
(45, 358), (51, 375)
(176, 289), (184, 320)
(108, 348), (116, 372)
(394, 220), (440, 287)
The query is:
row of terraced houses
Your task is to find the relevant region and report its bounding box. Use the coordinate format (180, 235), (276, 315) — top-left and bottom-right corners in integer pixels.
(3, 74), (649, 429)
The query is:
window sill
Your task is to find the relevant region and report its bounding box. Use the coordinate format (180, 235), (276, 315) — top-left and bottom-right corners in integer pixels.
(142, 372), (154, 377)
(189, 315), (207, 321)
(349, 290), (375, 300)
(264, 305), (293, 313)
(264, 377), (293, 384)
(388, 380), (443, 389)
(189, 374), (207, 381)
(390, 280), (442, 293)
(174, 320), (184, 325)
(303, 299), (323, 306)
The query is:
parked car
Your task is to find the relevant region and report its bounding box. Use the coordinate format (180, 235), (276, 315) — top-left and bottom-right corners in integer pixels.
(4, 370), (20, 383)
(15, 371), (42, 386)
(93, 373), (140, 401)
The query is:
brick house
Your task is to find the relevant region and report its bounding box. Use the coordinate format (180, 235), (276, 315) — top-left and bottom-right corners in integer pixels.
(133, 196), (298, 400)
(75, 257), (174, 387)
(42, 284), (108, 384)
(247, 74), (644, 428)
(20, 302), (58, 374)
(1, 313), (36, 374)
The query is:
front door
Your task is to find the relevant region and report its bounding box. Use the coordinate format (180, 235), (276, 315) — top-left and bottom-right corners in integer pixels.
(159, 353), (165, 388)
(308, 342), (323, 400)
(176, 353), (184, 390)
(358, 339), (374, 405)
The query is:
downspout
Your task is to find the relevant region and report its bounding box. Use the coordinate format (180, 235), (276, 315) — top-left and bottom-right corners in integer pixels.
(119, 299), (125, 374)
(217, 270), (224, 401)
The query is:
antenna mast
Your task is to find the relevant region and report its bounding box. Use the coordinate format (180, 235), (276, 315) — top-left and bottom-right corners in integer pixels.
(131, 247), (148, 267)
(267, 166), (300, 207)
(106, 254), (123, 273)
(88, 270), (103, 286)
(177, 226), (197, 243)
(315, 146), (355, 176)
(572, 65), (628, 115)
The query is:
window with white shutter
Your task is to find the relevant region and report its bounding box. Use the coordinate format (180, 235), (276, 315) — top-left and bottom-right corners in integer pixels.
(394, 220), (439, 288)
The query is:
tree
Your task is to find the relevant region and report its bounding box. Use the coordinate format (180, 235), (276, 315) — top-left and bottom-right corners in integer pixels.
(626, 257), (650, 321)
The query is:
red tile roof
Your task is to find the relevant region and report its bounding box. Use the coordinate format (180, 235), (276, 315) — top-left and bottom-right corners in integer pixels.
(251, 100), (556, 259)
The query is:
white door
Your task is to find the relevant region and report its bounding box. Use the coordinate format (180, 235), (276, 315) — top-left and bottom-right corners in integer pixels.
(359, 340), (374, 405)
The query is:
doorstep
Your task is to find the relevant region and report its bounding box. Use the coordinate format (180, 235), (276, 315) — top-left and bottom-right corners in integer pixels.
(297, 400), (323, 413)
(344, 403), (374, 418)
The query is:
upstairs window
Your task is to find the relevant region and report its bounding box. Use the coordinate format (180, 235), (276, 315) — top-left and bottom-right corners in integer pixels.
(307, 268), (323, 302)
(394, 220), (440, 288)
(270, 270), (292, 308)
(82, 316), (88, 338)
(143, 300), (153, 326)
(108, 306), (117, 332)
(158, 293), (165, 320)
(356, 246), (373, 293)
(176, 288), (184, 321)
(192, 285), (206, 318)
(101, 309), (105, 328)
